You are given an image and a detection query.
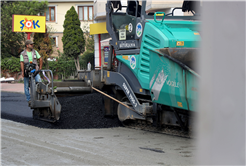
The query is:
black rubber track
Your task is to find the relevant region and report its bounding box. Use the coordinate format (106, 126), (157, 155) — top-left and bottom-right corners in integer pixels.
(1, 92), (121, 129)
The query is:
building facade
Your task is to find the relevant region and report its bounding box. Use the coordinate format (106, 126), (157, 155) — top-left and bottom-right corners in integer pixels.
(46, 0), (94, 57)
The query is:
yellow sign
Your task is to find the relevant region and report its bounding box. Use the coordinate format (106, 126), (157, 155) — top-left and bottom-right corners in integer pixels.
(12, 15), (46, 33)
(122, 56), (128, 60)
(177, 102), (183, 107)
(90, 22), (108, 35)
(176, 41), (184, 46)
(107, 71), (110, 77)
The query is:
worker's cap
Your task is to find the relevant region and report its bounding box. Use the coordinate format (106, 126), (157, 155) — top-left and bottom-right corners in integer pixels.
(25, 40), (34, 46)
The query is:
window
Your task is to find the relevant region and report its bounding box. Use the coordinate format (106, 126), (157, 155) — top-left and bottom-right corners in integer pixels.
(52, 37), (56, 46)
(46, 7), (55, 21)
(51, 37), (58, 47)
(78, 6), (93, 21)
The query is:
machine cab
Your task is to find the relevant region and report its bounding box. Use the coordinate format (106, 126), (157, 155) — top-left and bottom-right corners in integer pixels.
(106, 0), (145, 54)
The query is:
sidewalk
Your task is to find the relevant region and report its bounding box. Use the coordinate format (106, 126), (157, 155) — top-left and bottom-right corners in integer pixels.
(1, 83), (24, 94)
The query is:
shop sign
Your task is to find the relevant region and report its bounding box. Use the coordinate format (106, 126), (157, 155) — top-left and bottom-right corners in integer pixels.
(104, 46), (109, 65)
(12, 15), (46, 33)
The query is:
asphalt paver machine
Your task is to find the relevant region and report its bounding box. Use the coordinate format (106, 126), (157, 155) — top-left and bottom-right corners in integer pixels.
(78, 0), (201, 132)
(29, 0), (201, 133)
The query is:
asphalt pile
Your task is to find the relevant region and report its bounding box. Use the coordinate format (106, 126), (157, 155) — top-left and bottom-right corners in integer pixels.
(2, 92), (121, 129)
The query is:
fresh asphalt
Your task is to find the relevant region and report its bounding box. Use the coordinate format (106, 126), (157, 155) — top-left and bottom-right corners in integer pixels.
(0, 82), (120, 129)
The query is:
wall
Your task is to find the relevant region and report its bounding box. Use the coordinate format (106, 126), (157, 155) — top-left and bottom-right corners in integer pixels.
(47, 2), (93, 32)
(47, 1), (93, 55)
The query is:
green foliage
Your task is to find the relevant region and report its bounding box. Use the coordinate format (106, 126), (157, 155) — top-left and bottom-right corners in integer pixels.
(85, 35), (94, 53)
(48, 55), (76, 79)
(81, 51), (95, 70)
(33, 28), (54, 69)
(62, 6), (85, 60)
(1, 57), (20, 74)
(1, 1), (48, 58)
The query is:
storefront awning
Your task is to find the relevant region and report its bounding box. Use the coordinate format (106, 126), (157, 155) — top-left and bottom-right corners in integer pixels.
(90, 22), (108, 35)
(101, 38), (111, 47)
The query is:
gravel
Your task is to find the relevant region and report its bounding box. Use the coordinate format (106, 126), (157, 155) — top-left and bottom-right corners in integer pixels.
(1, 92), (121, 129)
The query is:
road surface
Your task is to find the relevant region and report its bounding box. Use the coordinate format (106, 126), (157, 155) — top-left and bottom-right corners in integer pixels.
(1, 92), (196, 165)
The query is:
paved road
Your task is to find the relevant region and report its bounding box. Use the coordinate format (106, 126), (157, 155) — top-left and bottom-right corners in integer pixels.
(1, 91), (197, 165)
(1, 92), (32, 117)
(2, 119), (196, 165)
(1, 82), (24, 93)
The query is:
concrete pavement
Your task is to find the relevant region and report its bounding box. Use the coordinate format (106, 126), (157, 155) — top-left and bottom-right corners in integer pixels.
(1, 82), (24, 94)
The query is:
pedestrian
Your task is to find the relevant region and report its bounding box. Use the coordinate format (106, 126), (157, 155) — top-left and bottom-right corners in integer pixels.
(20, 40), (43, 105)
(87, 62), (91, 71)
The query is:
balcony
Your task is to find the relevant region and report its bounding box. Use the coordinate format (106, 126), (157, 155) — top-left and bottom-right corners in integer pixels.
(146, 0), (183, 12)
(93, 0), (183, 21)
(94, 0), (128, 20)
(94, 0), (107, 20)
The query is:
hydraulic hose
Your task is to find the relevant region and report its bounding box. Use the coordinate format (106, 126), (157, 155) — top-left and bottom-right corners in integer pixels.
(42, 71), (51, 83)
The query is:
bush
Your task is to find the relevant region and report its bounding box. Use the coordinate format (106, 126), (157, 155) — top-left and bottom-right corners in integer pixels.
(81, 51), (94, 70)
(48, 55), (76, 79)
(1, 56), (20, 74)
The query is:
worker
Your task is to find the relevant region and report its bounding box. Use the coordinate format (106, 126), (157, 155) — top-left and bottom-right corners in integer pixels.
(20, 40), (43, 105)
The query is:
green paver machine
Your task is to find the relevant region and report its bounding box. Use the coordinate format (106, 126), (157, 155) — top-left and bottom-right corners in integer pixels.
(27, 1), (200, 132)
(80, 0), (201, 132)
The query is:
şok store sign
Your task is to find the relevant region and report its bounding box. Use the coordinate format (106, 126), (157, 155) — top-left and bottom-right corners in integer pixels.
(12, 15), (46, 33)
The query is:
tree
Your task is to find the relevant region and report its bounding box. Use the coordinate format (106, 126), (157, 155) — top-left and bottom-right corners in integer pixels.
(1, 1), (48, 58)
(82, 22), (94, 53)
(81, 51), (94, 70)
(33, 27), (54, 70)
(62, 6), (85, 71)
(81, 35), (94, 69)
(85, 35), (94, 53)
